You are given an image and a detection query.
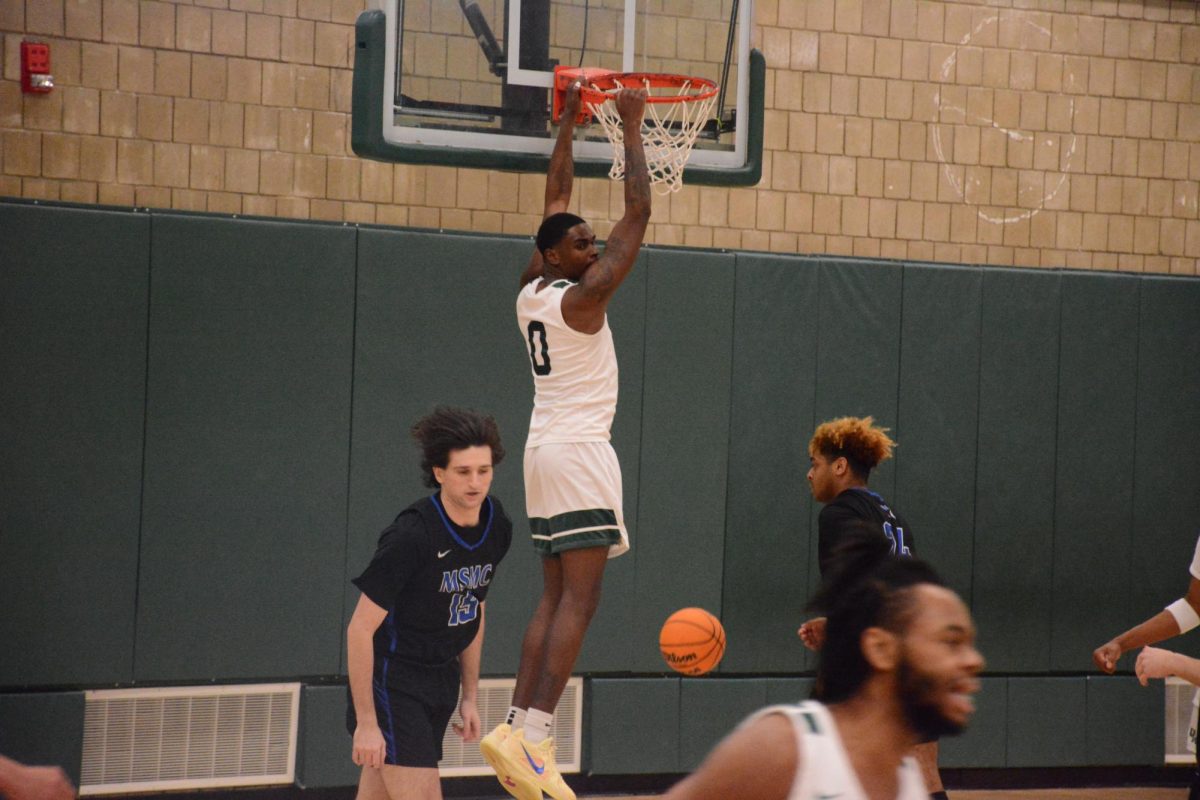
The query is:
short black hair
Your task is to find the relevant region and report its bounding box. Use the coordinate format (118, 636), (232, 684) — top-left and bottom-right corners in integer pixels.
(536, 212), (587, 257)
(808, 529), (945, 704)
(410, 407), (505, 489)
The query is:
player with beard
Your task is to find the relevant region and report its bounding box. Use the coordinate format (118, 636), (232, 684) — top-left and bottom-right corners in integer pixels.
(661, 536), (984, 800)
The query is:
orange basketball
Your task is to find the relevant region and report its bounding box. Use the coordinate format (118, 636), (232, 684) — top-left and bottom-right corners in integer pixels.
(659, 607), (726, 676)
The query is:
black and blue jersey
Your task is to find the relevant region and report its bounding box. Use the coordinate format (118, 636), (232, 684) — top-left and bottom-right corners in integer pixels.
(352, 493), (512, 671)
(817, 487), (915, 578)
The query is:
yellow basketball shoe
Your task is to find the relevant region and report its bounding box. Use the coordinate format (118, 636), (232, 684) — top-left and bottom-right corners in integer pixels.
(499, 729), (576, 800)
(480, 724), (539, 800)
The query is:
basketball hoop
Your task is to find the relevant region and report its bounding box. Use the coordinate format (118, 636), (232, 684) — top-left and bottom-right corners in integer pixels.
(554, 66), (719, 195)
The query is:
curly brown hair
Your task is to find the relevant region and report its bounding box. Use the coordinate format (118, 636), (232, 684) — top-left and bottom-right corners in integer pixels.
(411, 407), (505, 489)
(808, 416), (895, 478)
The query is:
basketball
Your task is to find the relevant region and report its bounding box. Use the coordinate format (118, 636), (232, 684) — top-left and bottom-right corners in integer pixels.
(659, 607), (726, 676)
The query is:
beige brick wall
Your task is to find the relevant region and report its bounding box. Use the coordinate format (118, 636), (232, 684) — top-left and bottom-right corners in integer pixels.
(1, 0), (1197, 273)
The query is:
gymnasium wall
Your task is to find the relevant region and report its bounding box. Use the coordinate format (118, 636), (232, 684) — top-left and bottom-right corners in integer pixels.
(1, 0), (1198, 272)
(2, 199), (1199, 785)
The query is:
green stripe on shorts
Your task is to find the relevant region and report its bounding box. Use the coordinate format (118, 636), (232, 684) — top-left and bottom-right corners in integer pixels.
(529, 509), (621, 555)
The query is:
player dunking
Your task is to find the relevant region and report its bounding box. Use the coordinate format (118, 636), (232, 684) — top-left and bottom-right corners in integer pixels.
(480, 82), (649, 800)
(797, 416), (949, 800)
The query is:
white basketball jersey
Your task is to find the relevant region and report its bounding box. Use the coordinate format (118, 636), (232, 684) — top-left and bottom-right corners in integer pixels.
(517, 279), (618, 446)
(747, 701), (928, 800)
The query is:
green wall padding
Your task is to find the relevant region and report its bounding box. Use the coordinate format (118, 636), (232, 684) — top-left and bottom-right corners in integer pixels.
(1131, 278), (1200, 661)
(1085, 676), (1163, 765)
(972, 270), (1061, 672)
(722, 254), (819, 673)
(136, 215), (355, 680)
(1006, 677), (1087, 766)
(939, 677), (1006, 768)
(587, 678), (680, 774)
(298, 685), (359, 788)
(813, 258), (904, 498)
(894, 264), (982, 602)
(678, 678), (769, 771)
(1050, 273), (1139, 671)
(631, 250), (735, 673)
(0, 692), (85, 785)
(765, 677), (814, 705)
(0, 203), (147, 686)
(4, 200), (1200, 776)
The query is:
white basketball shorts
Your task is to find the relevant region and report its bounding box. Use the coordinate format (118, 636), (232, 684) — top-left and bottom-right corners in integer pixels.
(523, 441), (629, 559)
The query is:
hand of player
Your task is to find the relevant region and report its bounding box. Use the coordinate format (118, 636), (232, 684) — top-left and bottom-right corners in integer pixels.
(615, 87), (647, 126)
(562, 80), (583, 124)
(352, 722), (387, 770)
(453, 697), (481, 742)
(2, 764), (76, 800)
(798, 616), (827, 652)
(1136, 646), (1179, 686)
(1092, 640), (1122, 673)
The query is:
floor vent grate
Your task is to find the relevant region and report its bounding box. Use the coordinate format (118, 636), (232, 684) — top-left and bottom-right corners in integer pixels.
(1166, 676), (1196, 765)
(80, 683), (300, 795)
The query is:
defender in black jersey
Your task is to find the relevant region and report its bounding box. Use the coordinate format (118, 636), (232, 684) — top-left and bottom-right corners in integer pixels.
(799, 415), (949, 800)
(346, 408), (512, 800)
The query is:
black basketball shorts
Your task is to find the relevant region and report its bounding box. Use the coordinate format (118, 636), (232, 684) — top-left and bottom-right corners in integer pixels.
(345, 660), (460, 768)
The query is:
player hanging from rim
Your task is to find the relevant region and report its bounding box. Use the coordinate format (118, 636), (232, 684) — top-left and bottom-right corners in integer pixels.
(662, 535), (984, 800)
(479, 81), (650, 800)
(797, 416), (949, 800)
(1093, 532), (1200, 800)
(346, 407), (512, 800)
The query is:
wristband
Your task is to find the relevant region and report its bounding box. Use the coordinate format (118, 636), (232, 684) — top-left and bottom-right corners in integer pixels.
(1166, 598), (1200, 634)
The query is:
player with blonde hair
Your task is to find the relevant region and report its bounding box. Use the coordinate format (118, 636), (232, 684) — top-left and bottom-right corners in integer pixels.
(798, 416), (949, 800)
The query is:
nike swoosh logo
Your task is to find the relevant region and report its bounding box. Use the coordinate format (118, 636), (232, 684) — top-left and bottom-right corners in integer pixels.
(816, 794), (842, 799)
(437, 549), (452, 558)
(521, 744), (545, 775)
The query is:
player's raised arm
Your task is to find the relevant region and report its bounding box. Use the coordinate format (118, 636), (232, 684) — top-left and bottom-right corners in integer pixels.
(562, 88), (650, 330)
(520, 83), (584, 288)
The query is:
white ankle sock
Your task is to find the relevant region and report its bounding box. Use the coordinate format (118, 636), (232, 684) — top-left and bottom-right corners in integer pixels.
(523, 708), (553, 745)
(504, 706), (526, 729)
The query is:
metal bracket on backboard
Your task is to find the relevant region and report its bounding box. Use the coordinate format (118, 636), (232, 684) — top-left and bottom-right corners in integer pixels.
(350, 9), (764, 187)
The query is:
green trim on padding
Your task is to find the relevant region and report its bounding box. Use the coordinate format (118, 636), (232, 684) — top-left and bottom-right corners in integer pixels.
(351, 10), (764, 187)
(801, 711), (821, 735)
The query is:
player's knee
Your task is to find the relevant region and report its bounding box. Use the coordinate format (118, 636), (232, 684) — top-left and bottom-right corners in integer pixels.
(561, 584), (603, 620)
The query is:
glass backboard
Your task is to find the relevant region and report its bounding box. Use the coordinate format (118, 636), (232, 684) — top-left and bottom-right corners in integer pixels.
(351, 0), (762, 185)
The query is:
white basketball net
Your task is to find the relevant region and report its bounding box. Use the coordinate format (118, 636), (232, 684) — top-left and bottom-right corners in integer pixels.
(587, 77), (717, 195)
